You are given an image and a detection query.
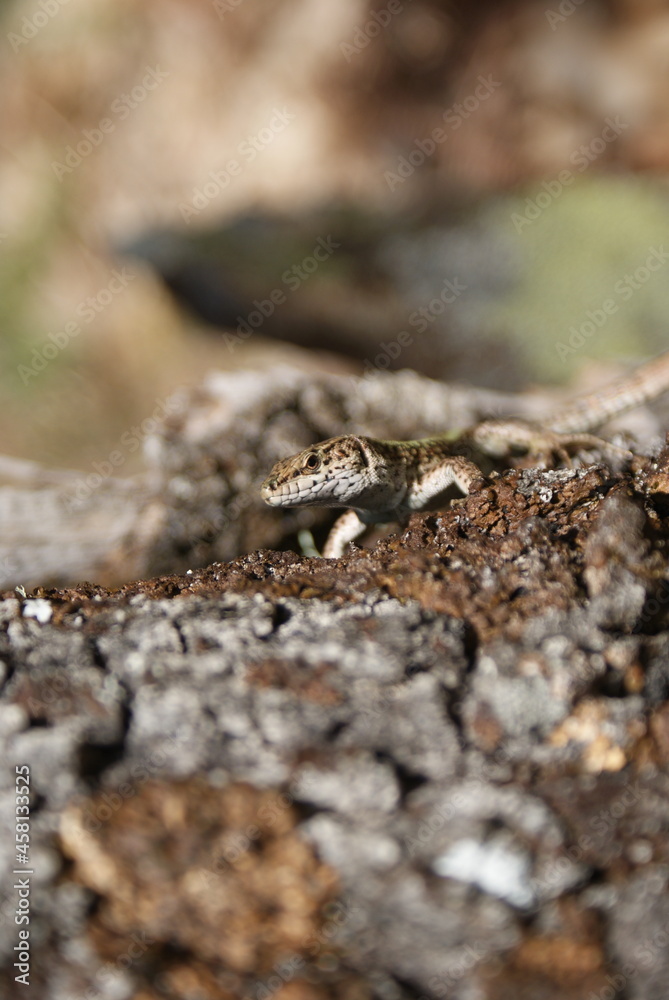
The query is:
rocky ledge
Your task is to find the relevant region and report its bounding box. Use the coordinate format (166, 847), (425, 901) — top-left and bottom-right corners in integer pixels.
(2, 436), (669, 1000)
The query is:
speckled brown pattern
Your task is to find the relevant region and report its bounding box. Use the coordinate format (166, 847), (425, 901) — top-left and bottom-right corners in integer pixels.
(261, 425), (633, 557)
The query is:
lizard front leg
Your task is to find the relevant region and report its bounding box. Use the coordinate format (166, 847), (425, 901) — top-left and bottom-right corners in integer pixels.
(322, 509), (367, 558)
(405, 456), (483, 510)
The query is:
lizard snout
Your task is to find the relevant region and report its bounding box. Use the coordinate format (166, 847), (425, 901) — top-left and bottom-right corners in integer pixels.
(261, 477), (279, 503)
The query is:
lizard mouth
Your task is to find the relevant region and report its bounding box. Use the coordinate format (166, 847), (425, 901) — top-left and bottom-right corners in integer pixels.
(262, 489), (288, 507)
(261, 474), (327, 506)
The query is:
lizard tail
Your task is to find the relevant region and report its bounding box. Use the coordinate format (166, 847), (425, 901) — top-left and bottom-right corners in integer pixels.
(547, 351), (669, 434)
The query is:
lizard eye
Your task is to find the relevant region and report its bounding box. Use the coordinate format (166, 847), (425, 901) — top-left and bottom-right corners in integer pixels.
(304, 453), (321, 471)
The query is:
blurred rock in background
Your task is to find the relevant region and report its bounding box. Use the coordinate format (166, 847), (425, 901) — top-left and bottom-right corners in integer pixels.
(4, 0), (669, 477)
(5, 5), (669, 999)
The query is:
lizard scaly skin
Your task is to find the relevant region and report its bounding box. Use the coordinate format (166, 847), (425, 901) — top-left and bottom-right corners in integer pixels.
(262, 352), (669, 558)
(262, 436), (481, 557)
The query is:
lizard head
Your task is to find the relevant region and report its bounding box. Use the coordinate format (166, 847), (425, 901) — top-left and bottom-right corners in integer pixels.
(261, 436), (378, 508)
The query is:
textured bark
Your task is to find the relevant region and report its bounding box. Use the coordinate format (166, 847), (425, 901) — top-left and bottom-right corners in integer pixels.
(2, 431), (669, 999)
(0, 368), (559, 590)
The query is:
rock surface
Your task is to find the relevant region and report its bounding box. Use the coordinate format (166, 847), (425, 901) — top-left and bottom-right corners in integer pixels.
(0, 367), (567, 590)
(2, 425), (669, 999)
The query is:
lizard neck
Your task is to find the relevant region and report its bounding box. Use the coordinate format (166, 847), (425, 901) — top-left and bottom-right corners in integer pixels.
(339, 437), (410, 513)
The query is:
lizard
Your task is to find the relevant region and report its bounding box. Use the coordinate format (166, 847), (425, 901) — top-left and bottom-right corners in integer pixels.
(261, 351), (669, 558)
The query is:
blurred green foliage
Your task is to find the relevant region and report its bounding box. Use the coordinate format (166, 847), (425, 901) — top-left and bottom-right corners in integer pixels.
(491, 177), (669, 380)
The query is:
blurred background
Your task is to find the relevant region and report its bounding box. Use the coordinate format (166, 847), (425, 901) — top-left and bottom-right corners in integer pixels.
(3, 0), (669, 473)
